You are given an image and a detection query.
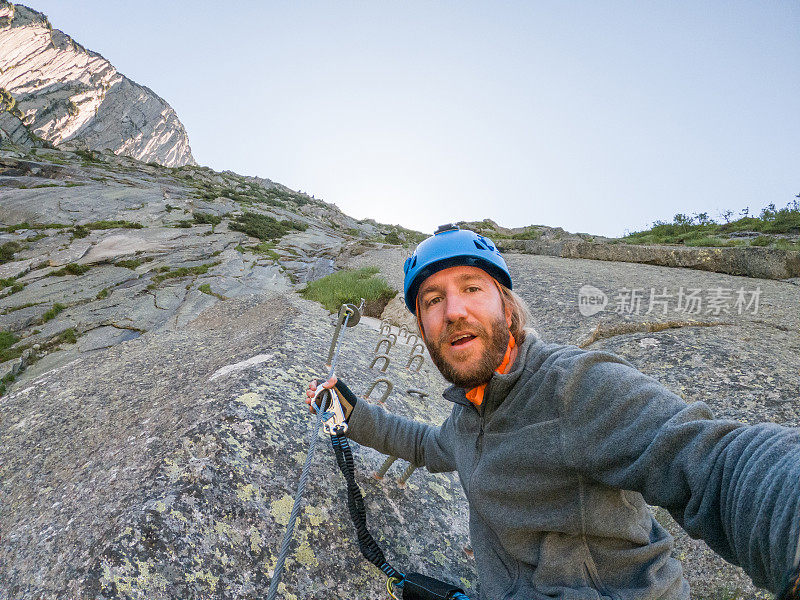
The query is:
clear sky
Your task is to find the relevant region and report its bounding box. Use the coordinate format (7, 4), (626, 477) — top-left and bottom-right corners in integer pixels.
(24, 1), (800, 237)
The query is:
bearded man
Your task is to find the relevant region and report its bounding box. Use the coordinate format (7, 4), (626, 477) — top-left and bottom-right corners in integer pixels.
(307, 224), (800, 600)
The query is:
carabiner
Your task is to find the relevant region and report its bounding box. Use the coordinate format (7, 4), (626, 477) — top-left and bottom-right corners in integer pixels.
(313, 384), (348, 435)
(387, 576), (403, 600)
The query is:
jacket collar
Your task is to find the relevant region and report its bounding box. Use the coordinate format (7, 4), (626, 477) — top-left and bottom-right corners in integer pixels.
(442, 328), (542, 414)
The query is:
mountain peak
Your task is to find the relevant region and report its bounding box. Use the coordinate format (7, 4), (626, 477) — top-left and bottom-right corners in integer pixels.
(0, 2), (195, 167)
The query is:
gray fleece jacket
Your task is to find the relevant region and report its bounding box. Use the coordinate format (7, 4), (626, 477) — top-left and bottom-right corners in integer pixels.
(345, 330), (800, 600)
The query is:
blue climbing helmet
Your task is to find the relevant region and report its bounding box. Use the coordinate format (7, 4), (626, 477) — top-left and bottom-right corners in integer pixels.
(403, 224), (513, 312)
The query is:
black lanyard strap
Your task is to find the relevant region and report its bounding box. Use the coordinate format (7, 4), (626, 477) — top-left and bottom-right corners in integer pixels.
(331, 431), (403, 580)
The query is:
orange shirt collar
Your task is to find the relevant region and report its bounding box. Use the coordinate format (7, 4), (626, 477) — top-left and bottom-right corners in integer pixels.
(464, 332), (515, 408)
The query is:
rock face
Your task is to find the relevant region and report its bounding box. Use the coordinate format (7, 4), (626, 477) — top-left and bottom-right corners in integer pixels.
(0, 145), (395, 391)
(0, 148), (798, 599)
(499, 237), (800, 281)
(0, 2), (195, 166)
(457, 219), (800, 282)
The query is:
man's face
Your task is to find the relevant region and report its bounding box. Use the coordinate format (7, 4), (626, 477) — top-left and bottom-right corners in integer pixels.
(417, 265), (511, 389)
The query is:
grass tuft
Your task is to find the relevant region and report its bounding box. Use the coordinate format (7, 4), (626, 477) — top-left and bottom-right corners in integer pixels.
(198, 283), (225, 300)
(3, 222), (69, 233)
(83, 220), (144, 230)
(300, 267), (397, 314)
(41, 303), (66, 322)
(56, 328), (77, 344)
(147, 262), (221, 289)
(250, 241), (281, 261)
(52, 263), (91, 276)
(115, 259), (142, 270)
(0, 330), (19, 351)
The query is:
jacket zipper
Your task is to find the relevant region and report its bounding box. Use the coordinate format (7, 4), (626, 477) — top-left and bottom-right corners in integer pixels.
(468, 408), (486, 496)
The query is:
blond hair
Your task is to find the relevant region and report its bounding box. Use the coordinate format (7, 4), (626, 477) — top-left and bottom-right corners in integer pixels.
(499, 284), (533, 345)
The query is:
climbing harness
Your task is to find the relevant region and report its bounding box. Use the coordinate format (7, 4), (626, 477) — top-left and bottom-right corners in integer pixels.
(267, 303), (471, 599)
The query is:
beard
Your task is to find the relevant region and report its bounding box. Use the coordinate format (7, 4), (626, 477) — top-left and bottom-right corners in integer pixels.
(426, 315), (510, 389)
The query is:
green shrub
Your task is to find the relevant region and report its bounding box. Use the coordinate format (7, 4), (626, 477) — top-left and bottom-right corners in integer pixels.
(0, 241), (22, 264)
(384, 231), (402, 245)
(41, 303), (66, 322)
(71, 225), (90, 239)
(3, 222), (68, 233)
(300, 267), (397, 313)
(0, 372), (15, 396)
(0, 330), (18, 351)
(52, 263), (91, 276)
(84, 220), (143, 230)
(57, 328), (78, 344)
(251, 241), (280, 260)
(0, 277), (22, 293)
(75, 149), (102, 163)
(774, 239), (800, 251)
(229, 211), (307, 242)
(511, 227), (543, 240)
(623, 199), (800, 245)
(115, 259), (142, 270)
(193, 212), (223, 227)
(96, 288), (110, 299)
(0, 345), (22, 362)
(750, 235), (772, 246)
(174, 220), (193, 228)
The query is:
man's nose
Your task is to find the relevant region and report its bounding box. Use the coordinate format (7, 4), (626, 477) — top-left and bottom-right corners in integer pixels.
(443, 293), (469, 322)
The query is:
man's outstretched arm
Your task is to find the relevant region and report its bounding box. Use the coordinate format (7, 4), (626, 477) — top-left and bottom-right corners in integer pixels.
(557, 348), (800, 594)
(306, 377), (457, 473)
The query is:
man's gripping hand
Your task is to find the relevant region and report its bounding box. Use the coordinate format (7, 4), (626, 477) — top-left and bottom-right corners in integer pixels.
(305, 377), (358, 421)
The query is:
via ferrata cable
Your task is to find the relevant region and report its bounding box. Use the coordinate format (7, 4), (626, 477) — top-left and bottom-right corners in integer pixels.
(265, 307), (353, 600)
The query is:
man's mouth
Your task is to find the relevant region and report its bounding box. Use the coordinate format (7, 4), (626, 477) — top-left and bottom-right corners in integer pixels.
(450, 333), (477, 346)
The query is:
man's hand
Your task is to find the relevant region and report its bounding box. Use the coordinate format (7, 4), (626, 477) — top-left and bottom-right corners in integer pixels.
(305, 376), (358, 421)
(305, 376), (338, 414)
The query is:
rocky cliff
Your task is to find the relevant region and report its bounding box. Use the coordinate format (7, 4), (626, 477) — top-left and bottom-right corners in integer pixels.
(0, 2), (195, 167)
(1, 144), (798, 599)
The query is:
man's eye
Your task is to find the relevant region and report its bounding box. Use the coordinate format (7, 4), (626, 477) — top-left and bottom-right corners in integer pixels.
(466, 286), (480, 293)
(426, 296), (442, 307)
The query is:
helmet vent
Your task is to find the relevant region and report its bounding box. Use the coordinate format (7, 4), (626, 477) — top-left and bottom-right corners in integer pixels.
(473, 240), (486, 251)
